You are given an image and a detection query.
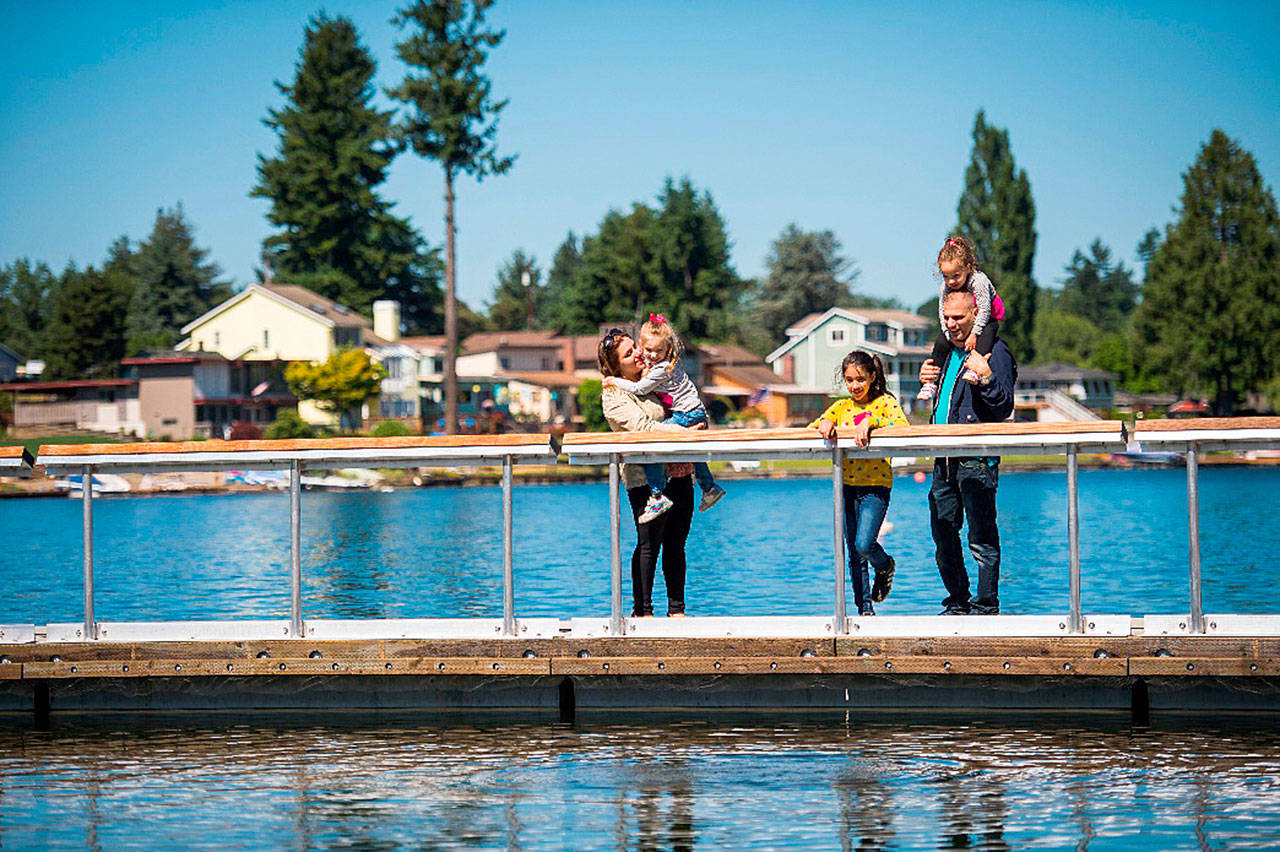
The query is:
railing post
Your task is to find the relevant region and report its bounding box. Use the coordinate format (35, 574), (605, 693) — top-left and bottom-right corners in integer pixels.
(1067, 449), (1082, 634)
(1186, 446), (1204, 634)
(501, 454), (515, 637)
(82, 465), (96, 640)
(609, 454), (624, 636)
(833, 447), (847, 632)
(289, 459), (303, 638)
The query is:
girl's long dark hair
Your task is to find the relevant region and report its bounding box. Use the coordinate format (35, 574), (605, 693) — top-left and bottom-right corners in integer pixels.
(838, 350), (891, 402)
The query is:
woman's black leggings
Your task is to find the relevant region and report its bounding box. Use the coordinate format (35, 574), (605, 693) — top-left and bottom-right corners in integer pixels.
(626, 475), (694, 616)
(929, 318), (999, 369)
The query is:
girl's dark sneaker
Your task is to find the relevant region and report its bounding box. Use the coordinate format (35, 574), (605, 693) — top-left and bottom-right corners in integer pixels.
(871, 557), (895, 603)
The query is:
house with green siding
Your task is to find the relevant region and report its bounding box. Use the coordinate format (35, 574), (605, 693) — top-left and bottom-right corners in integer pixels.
(765, 308), (935, 416)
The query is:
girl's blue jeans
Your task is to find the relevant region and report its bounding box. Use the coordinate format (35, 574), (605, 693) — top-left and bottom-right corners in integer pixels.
(644, 409), (717, 495)
(843, 484), (892, 612)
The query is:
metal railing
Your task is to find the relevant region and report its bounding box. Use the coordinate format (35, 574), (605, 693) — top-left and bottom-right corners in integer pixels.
(8, 417), (1280, 642)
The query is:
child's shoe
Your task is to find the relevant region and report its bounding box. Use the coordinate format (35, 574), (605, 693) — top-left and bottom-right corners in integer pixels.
(698, 485), (726, 512)
(871, 556), (895, 603)
(638, 493), (674, 524)
(916, 383), (936, 401)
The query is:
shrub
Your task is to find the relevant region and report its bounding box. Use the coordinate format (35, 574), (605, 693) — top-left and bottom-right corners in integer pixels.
(264, 410), (315, 440)
(577, 379), (607, 431)
(370, 419), (414, 438)
(228, 420), (263, 441)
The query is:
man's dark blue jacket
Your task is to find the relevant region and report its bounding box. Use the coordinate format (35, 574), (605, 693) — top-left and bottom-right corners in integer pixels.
(930, 338), (1018, 425)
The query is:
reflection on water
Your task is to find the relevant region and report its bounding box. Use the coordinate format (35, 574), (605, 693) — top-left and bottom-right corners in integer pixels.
(2, 716), (1280, 849)
(4, 466), (1280, 623)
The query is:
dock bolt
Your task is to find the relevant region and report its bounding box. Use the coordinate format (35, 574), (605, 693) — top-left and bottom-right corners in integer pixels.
(857, 648), (872, 658)
(1002, 661), (1011, 670)
(50, 655), (62, 663)
(279, 663), (287, 671)
(576, 650), (591, 658)
(1093, 649), (1110, 658)
(1154, 649), (1173, 658)
(943, 661), (952, 670)
(122, 665), (129, 673)
(308, 651), (322, 659)
(713, 661), (722, 670)
(174, 664), (182, 671)
(522, 650), (537, 659)
(1186, 663), (1195, 671)
(657, 662), (665, 670)
(800, 649), (816, 658)
(884, 662), (893, 670)
(0, 656), (10, 665)
(256, 651), (270, 659)
(769, 661), (778, 669)
(70, 666), (78, 673)
(1250, 663), (1259, 672)
(1062, 663), (1072, 671)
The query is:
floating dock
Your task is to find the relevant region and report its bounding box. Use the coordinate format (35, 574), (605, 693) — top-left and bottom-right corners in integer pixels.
(3, 418), (1279, 720)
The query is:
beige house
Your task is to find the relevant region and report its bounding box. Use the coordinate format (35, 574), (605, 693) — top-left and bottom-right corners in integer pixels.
(178, 283), (392, 426)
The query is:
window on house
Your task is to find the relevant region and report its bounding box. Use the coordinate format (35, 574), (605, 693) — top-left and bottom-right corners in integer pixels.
(500, 357), (510, 370)
(866, 323), (888, 343)
(214, 331), (220, 347)
(541, 357), (551, 370)
(334, 327), (361, 347)
(263, 329), (269, 348)
(386, 358), (402, 379)
(827, 327), (846, 345)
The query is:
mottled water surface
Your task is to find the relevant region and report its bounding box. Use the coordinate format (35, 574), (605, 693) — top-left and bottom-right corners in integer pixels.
(2, 715), (1279, 850)
(2, 466), (1279, 622)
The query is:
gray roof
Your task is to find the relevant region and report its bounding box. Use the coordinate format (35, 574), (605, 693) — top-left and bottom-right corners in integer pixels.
(1019, 362), (1115, 382)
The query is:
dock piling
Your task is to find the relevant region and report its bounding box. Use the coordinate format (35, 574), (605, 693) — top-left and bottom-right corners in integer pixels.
(1186, 447), (1204, 634)
(832, 447), (847, 633)
(81, 465), (96, 641)
(609, 454), (623, 636)
(1067, 450), (1082, 634)
(289, 459), (303, 639)
(502, 455), (515, 636)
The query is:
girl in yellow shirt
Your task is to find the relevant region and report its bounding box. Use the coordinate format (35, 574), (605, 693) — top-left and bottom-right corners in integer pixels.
(810, 351), (909, 616)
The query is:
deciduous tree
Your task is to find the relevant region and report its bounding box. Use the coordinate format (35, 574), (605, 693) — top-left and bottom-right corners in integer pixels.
(487, 250), (543, 330)
(389, 0), (514, 434)
(285, 348), (387, 430)
(754, 224), (859, 345)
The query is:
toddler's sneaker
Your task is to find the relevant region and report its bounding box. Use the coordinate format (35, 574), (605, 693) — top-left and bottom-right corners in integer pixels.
(916, 383), (936, 401)
(871, 556), (895, 603)
(638, 493), (674, 524)
(698, 485), (726, 512)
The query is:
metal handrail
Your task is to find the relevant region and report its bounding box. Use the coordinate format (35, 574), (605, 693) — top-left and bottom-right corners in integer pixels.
(37, 434), (561, 642)
(18, 418), (1280, 642)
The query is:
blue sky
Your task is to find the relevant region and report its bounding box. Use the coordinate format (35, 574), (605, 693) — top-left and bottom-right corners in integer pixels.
(2, 1), (1277, 314)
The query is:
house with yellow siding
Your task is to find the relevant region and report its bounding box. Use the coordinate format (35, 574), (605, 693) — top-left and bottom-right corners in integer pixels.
(178, 283), (389, 425)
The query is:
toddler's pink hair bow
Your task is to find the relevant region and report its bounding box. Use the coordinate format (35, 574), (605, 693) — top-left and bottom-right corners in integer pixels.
(649, 312), (667, 324)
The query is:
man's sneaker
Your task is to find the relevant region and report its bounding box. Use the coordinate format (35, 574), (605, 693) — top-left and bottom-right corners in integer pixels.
(939, 604), (969, 615)
(858, 604), (875, 616)
(871, 556), (895, 603)
(698, 485), (726, 512)
(916, 383), (936, 401)
(638, 493), (674, 524)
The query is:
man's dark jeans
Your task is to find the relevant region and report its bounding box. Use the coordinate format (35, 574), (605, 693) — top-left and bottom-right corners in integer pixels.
(929, 457), (1000, 613)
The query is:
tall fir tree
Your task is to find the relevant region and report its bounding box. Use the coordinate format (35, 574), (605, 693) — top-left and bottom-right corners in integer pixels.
(487, 250), (543, 330)
(254, 13), (438, 321)
(389, 0), (514, 434)
(44, 263), (132, 379)
(1134, 129), (1280, 413)
(125, 206), (228, 354)
(0, 258), (56, 360)
(754, 224), (859, 346)
(954, 110), (1038, 360)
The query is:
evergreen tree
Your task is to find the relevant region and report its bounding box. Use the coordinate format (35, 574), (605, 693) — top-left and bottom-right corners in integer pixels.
(1134, 129), (1280, 413)
(254, 13), (437, 319)
(954, 110), (1038, 360)
(0, 258), (56, 359)
(754, 224), (859, 345)
(126, 206), (228, 354)
(568, 204), (659, 333)
(389, 0), (514, 434)
(651, 178), (745, 340)
(539, 232), (581, 331)
(1058, 239), (1139, 333)
(44, 263), (132, 379)
(487, 250), (543, 330)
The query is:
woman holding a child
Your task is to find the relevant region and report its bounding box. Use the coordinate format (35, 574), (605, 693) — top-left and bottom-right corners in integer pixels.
(596, 324), (704, 618)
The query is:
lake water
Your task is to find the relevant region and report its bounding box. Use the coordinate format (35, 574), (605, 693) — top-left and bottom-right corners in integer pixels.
(3, 467), (1280, 849)
(3, 466), (1279, 622)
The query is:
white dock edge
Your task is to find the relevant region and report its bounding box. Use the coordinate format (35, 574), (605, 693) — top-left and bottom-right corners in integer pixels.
(305, 618), (565, 640)
(46, 621), (295, 643)
(0, 625), (36, 644)
(1143, 614), (1280, 636)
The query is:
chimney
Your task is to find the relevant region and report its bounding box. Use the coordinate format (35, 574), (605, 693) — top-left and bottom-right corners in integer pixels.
(373, 300), (401, 343)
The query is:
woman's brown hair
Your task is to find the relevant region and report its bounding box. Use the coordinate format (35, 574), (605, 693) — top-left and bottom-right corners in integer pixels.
(596, 327), (632, 377)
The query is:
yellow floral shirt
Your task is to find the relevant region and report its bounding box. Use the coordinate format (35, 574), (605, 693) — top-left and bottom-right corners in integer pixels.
(809, 394), (909, 488)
